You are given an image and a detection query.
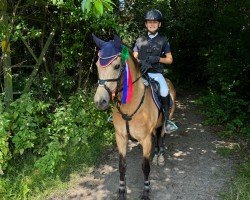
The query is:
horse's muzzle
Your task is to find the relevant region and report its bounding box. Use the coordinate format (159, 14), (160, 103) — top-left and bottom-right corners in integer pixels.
(94, 98), (109, 110)
(94, 85), (111, 110)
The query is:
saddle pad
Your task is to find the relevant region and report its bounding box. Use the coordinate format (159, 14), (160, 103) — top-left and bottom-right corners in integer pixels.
(150, 82), (161, 110)
(143, 78), (173, 110)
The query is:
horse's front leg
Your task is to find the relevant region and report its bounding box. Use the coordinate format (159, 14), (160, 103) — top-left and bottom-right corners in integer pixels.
(116, 133), (128, 200)
(140, 135), (152, 200)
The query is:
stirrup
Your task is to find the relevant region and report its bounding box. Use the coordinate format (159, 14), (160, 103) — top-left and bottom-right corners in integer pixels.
(164, 120), (178, 133)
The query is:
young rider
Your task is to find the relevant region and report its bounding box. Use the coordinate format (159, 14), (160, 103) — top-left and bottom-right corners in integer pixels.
(133, 9), (176, 133)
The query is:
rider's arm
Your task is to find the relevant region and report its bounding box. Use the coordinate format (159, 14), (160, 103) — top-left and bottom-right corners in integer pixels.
(159, 52), (173, 65)
(133, 40), (139, 60)
(133, 51), (139, 59)
(159, 39), (173, 65)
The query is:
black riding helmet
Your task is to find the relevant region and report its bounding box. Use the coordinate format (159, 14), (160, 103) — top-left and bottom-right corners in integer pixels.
(145, 9), (163, 21)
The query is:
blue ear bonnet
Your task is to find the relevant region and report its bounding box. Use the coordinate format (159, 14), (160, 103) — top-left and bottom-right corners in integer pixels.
(92, 34), (122, 67)
(98, 41), (122, 67)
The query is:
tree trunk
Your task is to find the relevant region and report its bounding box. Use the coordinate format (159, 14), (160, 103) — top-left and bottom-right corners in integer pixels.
(0, 0), (13, 104)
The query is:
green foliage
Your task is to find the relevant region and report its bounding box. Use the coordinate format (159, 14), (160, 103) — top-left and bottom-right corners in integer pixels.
(8, 94), (50, 155)
(81, 0), (114, 17)
(1, 0), (120, 96)
(191, 0), (249, 139)
(0, 92), (114, 199)
(216, 145), (241, 157)
(197, 89), (249, 139)
(0, 101), (11, 174)
(34, 92), (113, 174)
(221, 157), (250, 200)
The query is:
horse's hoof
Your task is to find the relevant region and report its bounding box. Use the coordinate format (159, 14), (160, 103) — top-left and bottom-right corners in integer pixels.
(117, 189), (126, 200)
(117, 194), (126, 200)
(140, 189), (150, 200)
(152, 154), (158, 165)
(141, 196), (150, 200)
(158, 154), (165, 166)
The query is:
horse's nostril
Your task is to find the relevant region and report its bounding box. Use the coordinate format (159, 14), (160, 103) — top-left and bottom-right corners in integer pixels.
(95, 99), (109, 110)
(101, 99), (107, 107)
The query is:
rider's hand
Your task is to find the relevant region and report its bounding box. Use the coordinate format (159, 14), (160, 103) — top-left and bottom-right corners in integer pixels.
(147, 56), (160, 64)
(139, 60), (152, 73)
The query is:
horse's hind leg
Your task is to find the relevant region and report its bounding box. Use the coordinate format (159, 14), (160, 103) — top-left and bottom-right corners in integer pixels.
(140, 135), (152, 200)
(158, 130), (166, 166)
(152, 127), (161, 165)
(116, 133), (128, 200)
(151, 136), (157, 165)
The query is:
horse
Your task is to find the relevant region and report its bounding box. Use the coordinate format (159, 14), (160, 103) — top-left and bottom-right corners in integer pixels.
(92, 34), (176, 200)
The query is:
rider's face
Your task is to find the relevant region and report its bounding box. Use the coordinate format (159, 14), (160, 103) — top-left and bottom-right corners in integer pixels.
(145, 20), (161, 33)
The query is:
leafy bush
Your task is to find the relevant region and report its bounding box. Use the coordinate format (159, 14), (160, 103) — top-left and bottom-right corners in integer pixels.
(197, 89), (249, 139)
(0, 91), (114, 198)
(8, 94), (51, 155)
(35, 92), (113, 174)
(0, 101), (11, 174)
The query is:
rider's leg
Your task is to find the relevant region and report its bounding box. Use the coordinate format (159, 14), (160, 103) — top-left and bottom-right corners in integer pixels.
(147, 73), (178, 133)
(161, 94), (170, 132)
(147, 73), (171, 132)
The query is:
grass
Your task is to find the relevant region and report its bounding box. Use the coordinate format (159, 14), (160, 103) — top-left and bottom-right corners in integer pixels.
(0, 134), (115, 200)
(216, 141), (250, 200)
(214, 136), (250, 200)
(221, 159), (250, 200)
(216, 143), (241, 157)
(195, 91), (250, 200)
(213, 131), (250, 200)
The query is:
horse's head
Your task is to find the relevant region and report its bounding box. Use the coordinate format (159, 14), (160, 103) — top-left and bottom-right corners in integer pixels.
(92, 34), (123, 110)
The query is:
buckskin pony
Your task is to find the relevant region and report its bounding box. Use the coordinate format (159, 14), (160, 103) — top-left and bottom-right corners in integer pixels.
(92, 34), (176, 200)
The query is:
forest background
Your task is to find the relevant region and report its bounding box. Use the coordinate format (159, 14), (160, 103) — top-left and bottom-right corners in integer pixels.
(0, 0), (249, 199)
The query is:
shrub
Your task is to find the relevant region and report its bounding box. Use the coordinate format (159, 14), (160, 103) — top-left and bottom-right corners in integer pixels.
(197, 89), (249, 139)
(0, 91), (113, 174)
(0, 101), (11, 174)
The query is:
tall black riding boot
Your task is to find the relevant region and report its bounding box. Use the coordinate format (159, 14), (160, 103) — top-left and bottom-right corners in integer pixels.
(161, 95), (170, 133)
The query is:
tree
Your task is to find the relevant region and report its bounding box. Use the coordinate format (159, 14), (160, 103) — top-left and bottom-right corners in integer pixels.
(0, 0), (13, 104)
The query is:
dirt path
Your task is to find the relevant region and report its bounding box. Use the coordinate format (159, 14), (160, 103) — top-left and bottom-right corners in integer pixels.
(49, 93), (233, 200)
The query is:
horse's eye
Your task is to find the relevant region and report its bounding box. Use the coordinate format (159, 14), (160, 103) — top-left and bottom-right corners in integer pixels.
(114, 64), (120, 70)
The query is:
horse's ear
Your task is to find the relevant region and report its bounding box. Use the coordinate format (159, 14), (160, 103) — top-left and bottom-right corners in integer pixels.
(92, 34), (106, 49)
(114, 35), (121, 49)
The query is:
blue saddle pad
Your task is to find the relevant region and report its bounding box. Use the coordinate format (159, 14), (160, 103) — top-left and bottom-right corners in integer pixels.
(145, 77), (173, 110)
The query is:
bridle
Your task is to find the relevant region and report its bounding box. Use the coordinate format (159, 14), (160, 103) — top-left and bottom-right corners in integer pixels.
(96, 52), (147, 135)
(97, 55), (124, 99)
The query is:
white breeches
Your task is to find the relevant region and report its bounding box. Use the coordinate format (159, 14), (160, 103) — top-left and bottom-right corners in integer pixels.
(148, 73), (169, 97)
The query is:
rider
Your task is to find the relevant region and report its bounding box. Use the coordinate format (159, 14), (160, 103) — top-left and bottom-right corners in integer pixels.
(133, 9), (177, 133)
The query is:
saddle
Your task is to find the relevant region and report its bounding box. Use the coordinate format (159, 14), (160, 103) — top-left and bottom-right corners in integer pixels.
(143, 76), (172, 111)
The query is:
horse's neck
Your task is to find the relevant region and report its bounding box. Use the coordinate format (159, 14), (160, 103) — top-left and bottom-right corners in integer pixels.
(119, 57), (144, 110)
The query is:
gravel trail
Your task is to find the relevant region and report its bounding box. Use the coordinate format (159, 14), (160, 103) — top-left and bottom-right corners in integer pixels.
(49, 93), (233, 200)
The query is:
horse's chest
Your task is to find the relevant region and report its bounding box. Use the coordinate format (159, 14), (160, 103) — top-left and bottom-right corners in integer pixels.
(113, 112), (155, 141)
